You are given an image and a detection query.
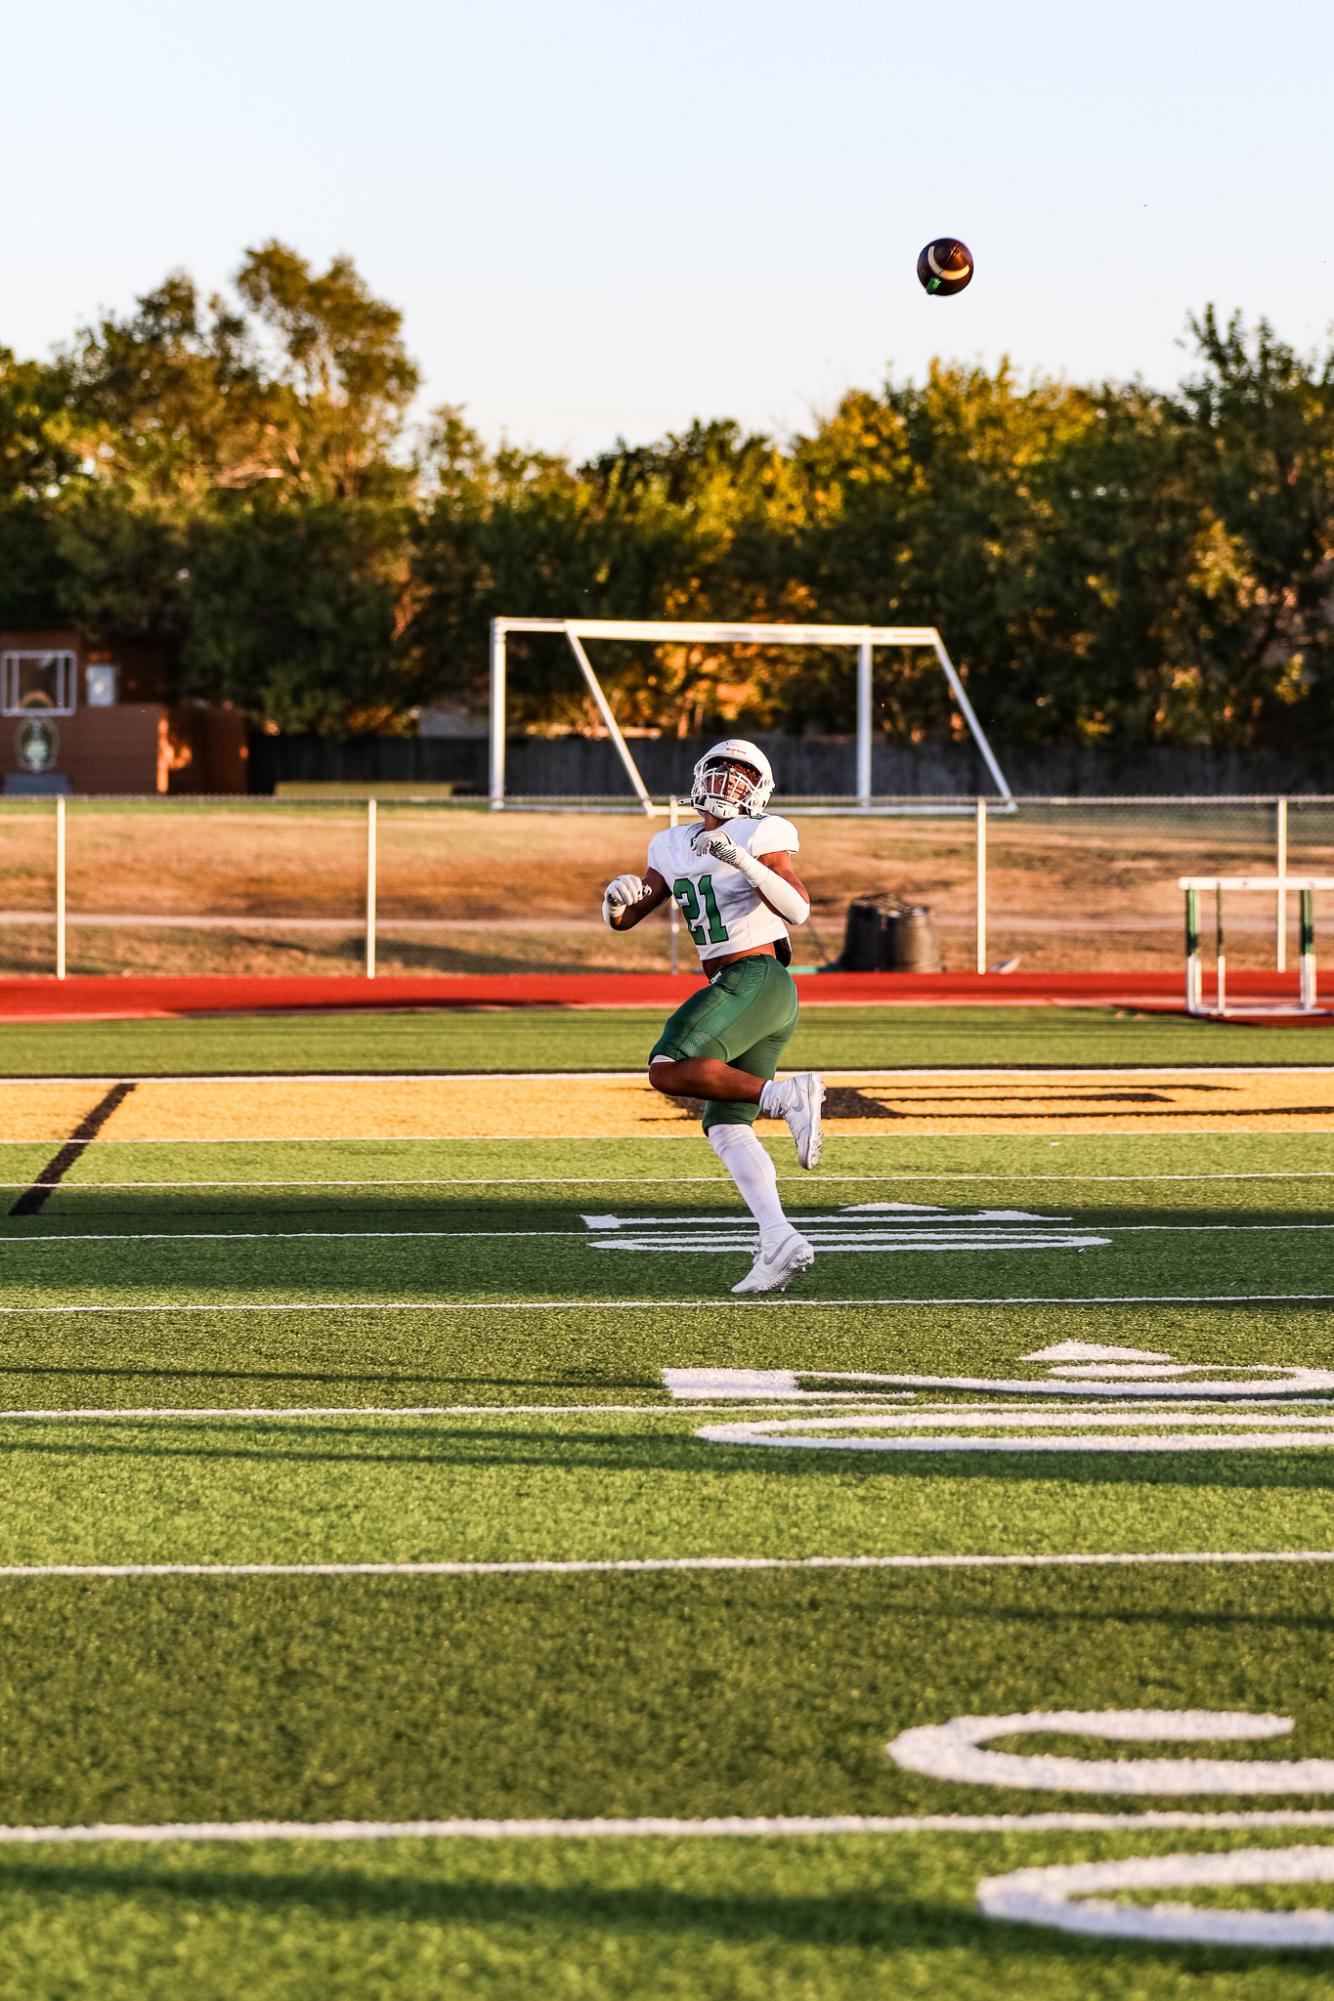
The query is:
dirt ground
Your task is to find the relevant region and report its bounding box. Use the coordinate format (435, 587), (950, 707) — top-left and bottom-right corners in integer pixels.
(1, 800), (1330, 979)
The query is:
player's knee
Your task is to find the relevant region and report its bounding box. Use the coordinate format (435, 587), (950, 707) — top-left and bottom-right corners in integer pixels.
(648, 1055), (687, 1095)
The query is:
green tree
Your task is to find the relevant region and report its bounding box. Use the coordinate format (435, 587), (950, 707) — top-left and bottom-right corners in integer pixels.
(1170, 309), (1334, 746)
(6, 258), (1333, 758)
(182, 497), (412, 733)
(0, 347), (80, 623)
(408, 415), (808, 734)
(232, 242), (420, 502)
(43, 244), (421, 726)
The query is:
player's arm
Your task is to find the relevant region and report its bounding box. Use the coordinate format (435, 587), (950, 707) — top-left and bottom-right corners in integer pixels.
(692, 831), (811, 924)
(753, 849), (811, 921)
(602, 867), (671, 931)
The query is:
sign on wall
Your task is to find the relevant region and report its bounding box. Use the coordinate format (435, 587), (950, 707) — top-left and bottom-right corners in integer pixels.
(14, 717), (59, 773)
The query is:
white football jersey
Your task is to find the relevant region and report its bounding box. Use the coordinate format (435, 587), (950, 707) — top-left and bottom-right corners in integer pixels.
(646, 814), (800, 965)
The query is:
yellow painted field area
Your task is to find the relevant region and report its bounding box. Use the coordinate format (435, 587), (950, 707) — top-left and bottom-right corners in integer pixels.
(6, 1069), (1334, 1143)
(0, 1083), (121, 1142)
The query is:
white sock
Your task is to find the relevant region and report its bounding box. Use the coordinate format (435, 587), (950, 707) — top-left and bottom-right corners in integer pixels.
(758, 1078), (791, 1119)
(709, 1124), (788, 1236)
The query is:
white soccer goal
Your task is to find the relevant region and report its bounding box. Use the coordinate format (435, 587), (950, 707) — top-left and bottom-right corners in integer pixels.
(487, 618), (1014, 814)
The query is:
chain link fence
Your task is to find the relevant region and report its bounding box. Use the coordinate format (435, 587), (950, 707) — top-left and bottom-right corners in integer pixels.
(2, 794), (1333, 980)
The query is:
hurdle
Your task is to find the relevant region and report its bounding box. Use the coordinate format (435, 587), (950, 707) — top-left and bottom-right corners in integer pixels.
(1180, 876), (1334, 1017)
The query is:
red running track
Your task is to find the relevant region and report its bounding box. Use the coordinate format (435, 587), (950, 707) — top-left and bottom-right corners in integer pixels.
(0, 969), (1328, 1021)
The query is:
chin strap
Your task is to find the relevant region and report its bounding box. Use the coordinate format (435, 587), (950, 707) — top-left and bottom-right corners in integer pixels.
(695, 832), (810, 925)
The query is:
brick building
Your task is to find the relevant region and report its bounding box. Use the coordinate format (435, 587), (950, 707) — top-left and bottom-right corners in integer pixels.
(0, 630), (247, 794)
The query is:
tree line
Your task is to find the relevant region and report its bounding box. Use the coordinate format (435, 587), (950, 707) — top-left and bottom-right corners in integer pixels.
(2, 242), (1331, 749)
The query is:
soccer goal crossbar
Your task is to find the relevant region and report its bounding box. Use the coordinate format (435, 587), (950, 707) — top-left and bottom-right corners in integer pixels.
(488, 618), (1014, 814)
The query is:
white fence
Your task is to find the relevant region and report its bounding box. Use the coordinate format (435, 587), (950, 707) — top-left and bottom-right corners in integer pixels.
(1, 794), (1331, 982)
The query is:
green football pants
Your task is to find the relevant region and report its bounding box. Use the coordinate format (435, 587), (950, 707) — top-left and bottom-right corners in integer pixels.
(648, 953), (800, 1130)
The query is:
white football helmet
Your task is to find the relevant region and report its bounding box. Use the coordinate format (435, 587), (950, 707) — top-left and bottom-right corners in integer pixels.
(690, 739), (775, 821)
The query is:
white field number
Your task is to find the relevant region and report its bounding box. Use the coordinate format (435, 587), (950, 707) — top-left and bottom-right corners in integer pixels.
(666, 1357), (1334, 1941)
(665, 1349), (1334, 1453)
(891, 1708), (1334, 1948)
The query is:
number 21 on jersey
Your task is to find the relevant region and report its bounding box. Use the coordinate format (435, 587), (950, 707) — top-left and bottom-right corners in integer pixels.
(673, 874), (729, 947)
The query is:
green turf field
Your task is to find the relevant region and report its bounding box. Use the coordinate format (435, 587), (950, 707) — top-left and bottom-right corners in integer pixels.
(4, 1002), (1333, 1076)
(2, 1010), (1334, 1994)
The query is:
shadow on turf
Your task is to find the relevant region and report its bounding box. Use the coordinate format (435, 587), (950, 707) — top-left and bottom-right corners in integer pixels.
(5, 1191), (1333, 1240)
(6, 1190), (1334, 1342)
(0, 1858), (1321, 1969)
(4, 1423), (1334, 1495)
(0, 1364), (646, 1393)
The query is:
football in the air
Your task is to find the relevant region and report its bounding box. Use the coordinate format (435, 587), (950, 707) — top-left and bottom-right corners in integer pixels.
(917, 238), (973, 296)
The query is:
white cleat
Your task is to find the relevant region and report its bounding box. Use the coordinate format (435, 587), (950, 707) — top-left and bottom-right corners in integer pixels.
(782, 1072), (825, 1169)
(731, 1227), (815, 1295)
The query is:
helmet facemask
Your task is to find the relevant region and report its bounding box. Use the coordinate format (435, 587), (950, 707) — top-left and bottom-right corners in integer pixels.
(693, 758), (763, 820)
(689, 737), (776, 821)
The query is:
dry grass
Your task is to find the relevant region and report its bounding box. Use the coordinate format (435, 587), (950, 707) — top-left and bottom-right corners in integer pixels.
(1, 800), (1331, 978)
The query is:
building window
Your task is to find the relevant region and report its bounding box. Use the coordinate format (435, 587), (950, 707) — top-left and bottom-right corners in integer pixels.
(85, 663), (118, 707)
(1, 652), (77, 717)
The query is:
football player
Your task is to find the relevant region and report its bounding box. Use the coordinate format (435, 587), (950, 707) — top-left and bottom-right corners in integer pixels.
(602, 739), (824, 1294)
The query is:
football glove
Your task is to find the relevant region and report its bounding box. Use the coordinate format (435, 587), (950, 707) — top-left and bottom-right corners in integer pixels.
(602, 872), (645, 928)
(689, 827), (809, 924)
(691, 828), (742, 868)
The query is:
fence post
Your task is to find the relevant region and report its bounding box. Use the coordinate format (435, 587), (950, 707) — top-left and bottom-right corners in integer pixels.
(1185, 886), (1201, 1014)
(668, 795), (681, 975)
(975, 796), (987, 975)
(55, 794), (66, 982)
(1300, 888), (1316, 1011)
(488, 621), (506, 809)
(1275, 796), (1288, 973)
(855, 639), (873, 806)
(365, 798), (377, 981)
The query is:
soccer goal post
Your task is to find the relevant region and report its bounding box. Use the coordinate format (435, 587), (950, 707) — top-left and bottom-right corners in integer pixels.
(487, 618), (1014, 814)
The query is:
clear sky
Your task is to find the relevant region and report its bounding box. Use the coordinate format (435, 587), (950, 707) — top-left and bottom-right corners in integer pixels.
(5, 0), (1332, 461)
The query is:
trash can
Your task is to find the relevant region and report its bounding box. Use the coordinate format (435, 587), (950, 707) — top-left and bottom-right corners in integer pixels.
(837, 895), (943, 972)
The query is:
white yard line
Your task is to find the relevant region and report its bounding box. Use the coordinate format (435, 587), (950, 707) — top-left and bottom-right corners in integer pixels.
(0, 1402), (896, 1422)
(4, 1131), (1332, 1146)
(6, 1171), (1334, 1191)
(7, 1221), (1334, 1247)
(3, 1229), (607, 1244)
(1117, 1222), (1334, 1232)
(6, 1068), (1334, 1084)
(18, 1172), (1334, 1192)
(4, 1293), (1333, 1315)
(0, 1399), (1295, 1423)
(0, 1550), (1330, 1580)
(5, 1810), (1334, 1846)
